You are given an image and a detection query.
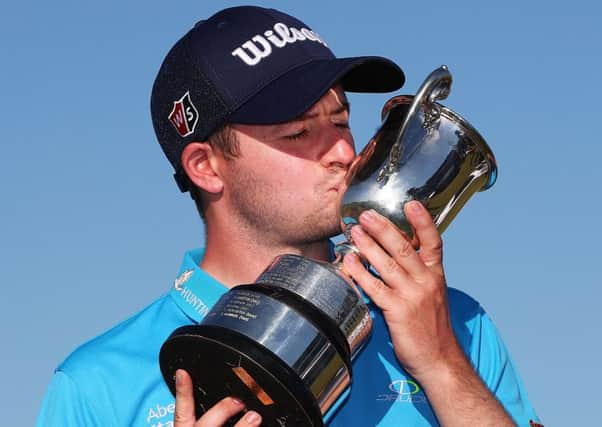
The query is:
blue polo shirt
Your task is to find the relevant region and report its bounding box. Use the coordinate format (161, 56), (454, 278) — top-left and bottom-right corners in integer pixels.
(37, 249), (541, 426)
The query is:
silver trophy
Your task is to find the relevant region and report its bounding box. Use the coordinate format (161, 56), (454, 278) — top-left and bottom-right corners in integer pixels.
(159, 66), (497, 427)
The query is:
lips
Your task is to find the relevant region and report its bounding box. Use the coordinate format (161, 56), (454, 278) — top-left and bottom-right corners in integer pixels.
(329, 173), (348, 192)
(329, 181), (345, 193)
(333, 178), (350, 195)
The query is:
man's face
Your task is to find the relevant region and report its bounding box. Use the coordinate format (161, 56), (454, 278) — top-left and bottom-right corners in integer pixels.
(221, 86), (355, 246)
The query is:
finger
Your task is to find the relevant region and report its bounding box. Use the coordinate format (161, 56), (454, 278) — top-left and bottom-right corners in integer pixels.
(343, 251), (394, 309)
(404, 201), (444, 274)
(357, 210), (431, 281)
(195, 397), (246, 427)
(350, 223), (410, 286)
(234, 411), (262, 426)
(174, 369), (197, 426)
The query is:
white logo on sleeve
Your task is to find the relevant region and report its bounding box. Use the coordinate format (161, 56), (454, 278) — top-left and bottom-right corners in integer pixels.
(232, 22), (327, 66)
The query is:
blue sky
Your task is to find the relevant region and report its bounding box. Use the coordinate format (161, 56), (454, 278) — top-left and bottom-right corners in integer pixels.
(1, 0), (600, 425)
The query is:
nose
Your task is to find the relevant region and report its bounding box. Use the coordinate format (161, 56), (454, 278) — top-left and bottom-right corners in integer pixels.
(319, 126), (356, 170)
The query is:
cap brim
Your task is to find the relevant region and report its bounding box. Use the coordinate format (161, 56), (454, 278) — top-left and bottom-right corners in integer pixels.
(229, 56), (404, 124)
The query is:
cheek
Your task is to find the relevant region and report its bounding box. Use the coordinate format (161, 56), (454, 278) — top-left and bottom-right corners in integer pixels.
(235, 147), (323, 195)
(282, 164), (322, 192)
(260, 154), (319, 185)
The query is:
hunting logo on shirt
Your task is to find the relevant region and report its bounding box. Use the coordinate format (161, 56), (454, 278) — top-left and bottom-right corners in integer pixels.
(174, 269), (194, 290)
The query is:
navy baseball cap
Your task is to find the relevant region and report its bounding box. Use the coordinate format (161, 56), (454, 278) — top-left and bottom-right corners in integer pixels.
(151, 6), (405, 192)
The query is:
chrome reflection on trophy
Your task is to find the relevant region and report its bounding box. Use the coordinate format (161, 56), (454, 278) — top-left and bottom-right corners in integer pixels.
(159, 66), (497, 427)
(339, 65), (497, 244)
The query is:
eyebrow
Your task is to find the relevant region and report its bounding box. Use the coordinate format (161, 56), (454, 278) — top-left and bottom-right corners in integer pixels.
(301, 100), (351, 119)
(267, 100), (351, 136)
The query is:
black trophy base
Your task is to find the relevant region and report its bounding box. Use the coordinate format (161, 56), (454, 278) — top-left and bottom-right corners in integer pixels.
(160, 324), (325, 427)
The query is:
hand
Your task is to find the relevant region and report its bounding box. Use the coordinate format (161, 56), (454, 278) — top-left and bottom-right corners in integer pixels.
(174, 369), (262, 427)
(342, 201), (465, 382)
(343, 202), (516, 425)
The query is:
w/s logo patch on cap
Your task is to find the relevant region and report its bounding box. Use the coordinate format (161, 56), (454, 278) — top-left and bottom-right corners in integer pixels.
(168, 92), (199, 137)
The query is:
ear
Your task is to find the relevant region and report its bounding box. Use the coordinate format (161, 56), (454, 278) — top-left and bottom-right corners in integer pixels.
(181, 142), (224, 194)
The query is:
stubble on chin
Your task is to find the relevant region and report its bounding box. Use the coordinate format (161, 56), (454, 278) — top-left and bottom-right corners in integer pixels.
(228, 168), (341, 245)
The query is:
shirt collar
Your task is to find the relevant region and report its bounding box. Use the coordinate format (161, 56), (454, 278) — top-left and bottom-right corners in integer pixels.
(168, 242), (362, 322)
(168, 248), (229, 323)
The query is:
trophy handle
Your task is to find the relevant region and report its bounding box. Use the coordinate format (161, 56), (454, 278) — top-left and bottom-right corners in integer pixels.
(381, 65), (452, 122)
(336, 67), (454, 258)
(376, 66), (453, 186)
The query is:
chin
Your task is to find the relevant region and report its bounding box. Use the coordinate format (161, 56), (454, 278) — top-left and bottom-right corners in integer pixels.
(314, 220), (343, 240)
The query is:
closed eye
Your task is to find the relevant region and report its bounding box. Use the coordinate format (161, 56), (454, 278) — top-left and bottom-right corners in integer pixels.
(284, 129), (309, 141)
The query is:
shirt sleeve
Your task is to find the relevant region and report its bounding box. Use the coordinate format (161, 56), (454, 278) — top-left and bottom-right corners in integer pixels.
(474, 312), (542, 427)
(36, 370), (101, 427)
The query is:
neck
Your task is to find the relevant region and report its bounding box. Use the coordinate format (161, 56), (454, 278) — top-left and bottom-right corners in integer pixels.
(199, 217), (331, 288)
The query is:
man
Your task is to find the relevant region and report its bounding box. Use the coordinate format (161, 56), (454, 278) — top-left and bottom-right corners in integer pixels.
(37, 6), (541, 427)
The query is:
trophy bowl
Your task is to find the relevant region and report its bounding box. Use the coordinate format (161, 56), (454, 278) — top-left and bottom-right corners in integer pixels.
(159, 66), (497, 427)
(339, 65), (497, 243)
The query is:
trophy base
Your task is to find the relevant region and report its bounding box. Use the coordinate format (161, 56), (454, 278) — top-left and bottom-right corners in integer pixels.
(160, 324), (324, 427)
(159, 258), (369, 426)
